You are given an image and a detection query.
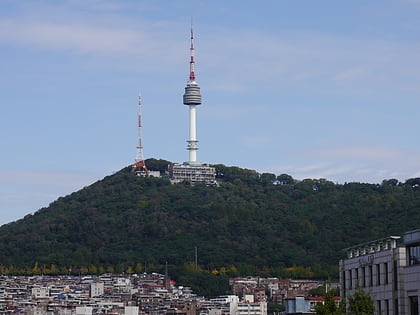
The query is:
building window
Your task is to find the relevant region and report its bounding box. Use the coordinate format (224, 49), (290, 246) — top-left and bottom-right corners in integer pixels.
(356, 268), (359, 286)
(410, 296), (419, 315)
(348, 270), (352, 289)
(393, 261), (398, 291)
(362, 266), (366, 287)
(369, 265), (373, 287)
(385, 299), (389, 315)
(395, 298), (399, 315)
(377, 300), (382, 315)
(376, 264), (381, 286)
(384, 262), (388, 284)
(408, 244), (420, 265)
(342, 270), (346, 293)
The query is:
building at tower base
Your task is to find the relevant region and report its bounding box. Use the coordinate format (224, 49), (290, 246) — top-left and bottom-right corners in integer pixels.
(168, 162), (216, 185)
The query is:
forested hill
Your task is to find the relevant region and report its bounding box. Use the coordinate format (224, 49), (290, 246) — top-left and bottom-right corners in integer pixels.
(1, 158), (420, 279)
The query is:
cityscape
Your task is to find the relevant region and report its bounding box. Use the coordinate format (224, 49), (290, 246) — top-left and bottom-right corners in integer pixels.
(0, 273), (330, 314)
(1, 228), (420, 314)
(1, 2), (420, 315)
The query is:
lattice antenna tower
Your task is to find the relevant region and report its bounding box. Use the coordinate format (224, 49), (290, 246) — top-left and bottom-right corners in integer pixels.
(132, 94), (148, 175)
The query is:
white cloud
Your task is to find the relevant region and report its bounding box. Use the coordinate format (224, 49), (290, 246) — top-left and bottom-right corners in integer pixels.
(0, 18), (176, 57)
(2, 7), (420, 93)
(202, 30), (420, 93)
(333, 67), (368, 82)
(268, 144), (420, 183)
(320, 145), (403, 161)
(66, 0), (136, 12)
(0, 169), (98, 188)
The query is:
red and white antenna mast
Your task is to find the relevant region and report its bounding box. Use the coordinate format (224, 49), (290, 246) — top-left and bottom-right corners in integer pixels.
(132, 94), (148, 175)
(189, 24), (196, 82)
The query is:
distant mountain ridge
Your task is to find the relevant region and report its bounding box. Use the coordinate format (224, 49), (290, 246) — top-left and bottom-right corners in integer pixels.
(1, 158), (420, 279)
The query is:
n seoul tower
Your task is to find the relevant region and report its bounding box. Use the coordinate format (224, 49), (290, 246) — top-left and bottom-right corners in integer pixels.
(183, 25), (202, 165)
(168, 24), (215, 185)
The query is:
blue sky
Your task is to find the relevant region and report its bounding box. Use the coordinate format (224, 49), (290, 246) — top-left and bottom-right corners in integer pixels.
(1, 0), (420, 225)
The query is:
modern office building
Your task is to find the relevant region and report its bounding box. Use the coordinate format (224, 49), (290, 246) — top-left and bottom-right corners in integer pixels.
(339, 229), (420, 315)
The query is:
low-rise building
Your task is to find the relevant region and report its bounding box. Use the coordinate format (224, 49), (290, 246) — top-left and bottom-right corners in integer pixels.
(168, 163), (216, 185)
(90, 281), (104, 298)
(285, 296), (340, 314)
(32, 286), (49, 299)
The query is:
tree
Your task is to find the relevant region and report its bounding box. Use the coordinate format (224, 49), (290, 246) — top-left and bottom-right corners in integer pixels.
(89, 264), (98, 274)
(261, 173), (276, 185)
(126, 265), (134, 274)
(32, 262), (40, 275)
(315, 289), (343, 315)
(381, 179), (399, 187)
(134, 263), (143, 274)
(276, 174), (294, 185)
(347, 287), (375, 315)
(404, 177), (420, 187)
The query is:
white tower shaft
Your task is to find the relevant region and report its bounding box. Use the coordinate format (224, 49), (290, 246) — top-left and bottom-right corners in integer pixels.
(188, 105), (197, 162)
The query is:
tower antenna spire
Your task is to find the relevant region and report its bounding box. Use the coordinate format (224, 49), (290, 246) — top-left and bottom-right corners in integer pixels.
(189, 21), (196, 83)
(132, 93), (148, 175)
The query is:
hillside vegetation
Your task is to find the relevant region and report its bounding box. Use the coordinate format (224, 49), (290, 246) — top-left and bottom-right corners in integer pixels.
(1, 159), (420, 282)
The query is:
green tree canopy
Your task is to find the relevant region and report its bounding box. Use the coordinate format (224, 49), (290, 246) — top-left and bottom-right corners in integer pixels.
(315, 289), (344, 315)
(347, 287), (375, 315)
(0, 162), (420, 292)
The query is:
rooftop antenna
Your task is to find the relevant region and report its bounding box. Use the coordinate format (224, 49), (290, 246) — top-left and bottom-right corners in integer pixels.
(132, 94), (148, 175)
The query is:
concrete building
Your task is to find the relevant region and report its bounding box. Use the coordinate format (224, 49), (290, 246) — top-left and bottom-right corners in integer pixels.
(208, 295), (266, 315)
(90, 281), (104, 298)
(339, 229), (420, 315)
(75, 306), (93, 315)
(285, 296), (311, 314)
(31, 286), (49, 299)
(125, 306), (140, 315)
(168, 163), (216, 185)
(285, 296), (340, 314)
(233, 301), (267, 315)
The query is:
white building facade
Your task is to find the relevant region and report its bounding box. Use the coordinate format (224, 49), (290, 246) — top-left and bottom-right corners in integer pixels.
(90, 281), (104, 298)
(31, 286), (49, 299)
(168, 163), (216, 185)
(209, 295), (266, 315)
